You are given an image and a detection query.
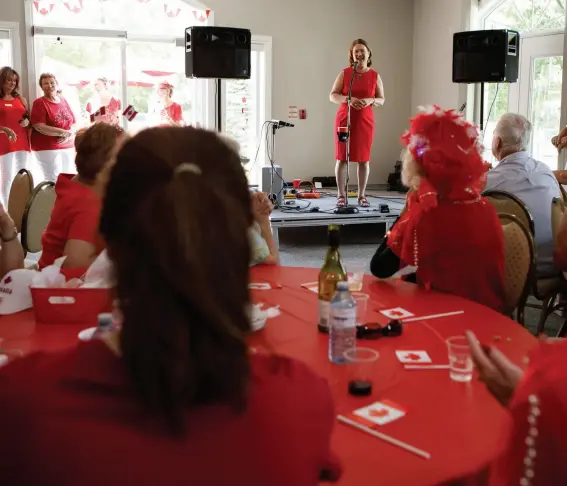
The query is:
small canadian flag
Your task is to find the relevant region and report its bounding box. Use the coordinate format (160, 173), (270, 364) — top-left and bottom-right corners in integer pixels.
(122, 105), (138, 121)
(89, 106), (106, 123)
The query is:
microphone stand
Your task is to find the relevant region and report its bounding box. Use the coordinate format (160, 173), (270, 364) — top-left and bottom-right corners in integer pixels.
(336, 62), (358, 215)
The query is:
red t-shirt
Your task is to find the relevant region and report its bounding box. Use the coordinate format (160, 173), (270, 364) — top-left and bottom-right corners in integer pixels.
(30, 96), (76, 151)
(38, 174), (104, 270)
(0, 97), (30, 156)
(0, 341), (340, 486)
(166, 102), (183, 123)
(86, 97), (121, 125)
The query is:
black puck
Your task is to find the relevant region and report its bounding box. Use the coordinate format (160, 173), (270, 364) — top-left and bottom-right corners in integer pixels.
(348, 380), (372, 396)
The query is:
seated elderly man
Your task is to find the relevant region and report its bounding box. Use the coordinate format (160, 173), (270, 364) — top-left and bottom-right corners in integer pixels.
(485, 113), (562, 278)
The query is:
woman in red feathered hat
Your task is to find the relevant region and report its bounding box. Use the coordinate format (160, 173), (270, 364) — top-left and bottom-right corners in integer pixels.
(373, 106), (506, 312)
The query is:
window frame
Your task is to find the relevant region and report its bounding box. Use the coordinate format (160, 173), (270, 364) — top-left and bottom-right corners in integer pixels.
(23, 0), (215, 129)
(0, 21), (22, 74)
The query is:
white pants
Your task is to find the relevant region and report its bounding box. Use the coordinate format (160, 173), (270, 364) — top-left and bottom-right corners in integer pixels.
(34, 148), (75, 183)
(0, 150), (29, 206)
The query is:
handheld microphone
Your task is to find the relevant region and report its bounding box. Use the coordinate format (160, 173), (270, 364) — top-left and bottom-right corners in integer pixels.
(353, 60), (359, 68)
(271, 120), (294, 128)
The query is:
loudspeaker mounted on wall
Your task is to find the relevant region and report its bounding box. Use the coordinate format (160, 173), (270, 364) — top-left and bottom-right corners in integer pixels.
(185, 26), (251, 79)
(452, 29), (520, 84)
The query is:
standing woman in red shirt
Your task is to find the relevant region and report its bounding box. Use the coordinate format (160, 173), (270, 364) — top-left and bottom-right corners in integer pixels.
(330, 39), (385, 208)
(0, 67), (31, 204)
(0, 126), (340, 486)
(30, 73), (77, 181)
(85, 77), (121, 125)
(153, 81), (184, 126)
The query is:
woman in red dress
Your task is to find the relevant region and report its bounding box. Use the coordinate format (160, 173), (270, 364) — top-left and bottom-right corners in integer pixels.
(330, 39), (385, 208)
(85, 77), (121, 126)
(152, 81), (184, 127)
(0, 67), (30, 204)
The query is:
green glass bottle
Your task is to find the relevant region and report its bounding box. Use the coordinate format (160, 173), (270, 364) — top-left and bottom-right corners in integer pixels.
(318, 225), (347, 333)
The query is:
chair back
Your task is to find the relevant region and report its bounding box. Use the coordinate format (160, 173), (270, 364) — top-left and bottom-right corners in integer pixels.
(7, 169), (34, 233)
(483, 190), (535, 235)
(498, 213), (535, 322)
(560, 183), (567, 206)
(552, 197), (566, 244)
(21, 181), (56, 254)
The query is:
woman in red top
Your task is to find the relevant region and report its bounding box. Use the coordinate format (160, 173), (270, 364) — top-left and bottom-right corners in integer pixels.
(466, 331), (567, 485)
(330, 39), (385, 208)
(85, 77), (121, 125)
(0, 126), (341, 486)
(39, 122), (127, 273)
(380, 106), (506, 312)
(0, 67), (30, 204)
(153, 81), (184, 126)
(30, 73), (77, 181)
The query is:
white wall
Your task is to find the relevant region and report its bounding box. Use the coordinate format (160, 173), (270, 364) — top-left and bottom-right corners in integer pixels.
(5, 0), (415, 184)
(411, 0), (475, 113)
(206, 0), (415, 183)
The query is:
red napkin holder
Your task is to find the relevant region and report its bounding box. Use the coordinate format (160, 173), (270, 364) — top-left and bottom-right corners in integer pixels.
(31, 287), (113, 325)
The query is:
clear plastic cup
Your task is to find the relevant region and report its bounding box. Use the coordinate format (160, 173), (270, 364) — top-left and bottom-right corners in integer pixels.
(446, 336), (473, 382)
(351, 292), (369, 325)
(347, 263), (365, 291)
(344, 347), (379, 388)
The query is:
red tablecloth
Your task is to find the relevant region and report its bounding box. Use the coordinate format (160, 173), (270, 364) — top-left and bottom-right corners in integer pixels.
(0, 266), (537, 486)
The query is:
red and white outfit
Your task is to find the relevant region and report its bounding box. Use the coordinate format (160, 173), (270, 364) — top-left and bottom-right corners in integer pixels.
(489, 339), (567, 485)
(30, 96), (76, 181)
(86, 96), (121, 125)
(334, 67), (377, 162)
(154, 101), (183, 126)
(388, 106), (506, 312)
(0, 97), (30, 204)
(0, 345), (341, 486)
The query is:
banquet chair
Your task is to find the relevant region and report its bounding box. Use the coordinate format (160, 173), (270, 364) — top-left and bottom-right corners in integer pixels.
(485, 190), (563, 334)
(7, 169), (34, 233)
(498, 213), (535, 326)
(21, 181), (56, 255)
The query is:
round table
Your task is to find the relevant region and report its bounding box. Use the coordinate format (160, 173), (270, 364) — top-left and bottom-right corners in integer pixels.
(247, 266), (537, 486)
(0, 266), (537, 486)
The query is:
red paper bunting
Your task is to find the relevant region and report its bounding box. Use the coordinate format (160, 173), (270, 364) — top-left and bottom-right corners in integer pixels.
(64, 0), (83, 14)
(33, 1), (55, 16)
(164, 4), (181, 17)
(192, 9), (211, 23)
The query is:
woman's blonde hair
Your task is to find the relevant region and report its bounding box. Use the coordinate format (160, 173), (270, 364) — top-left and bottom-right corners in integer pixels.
(401, 149), (424, 189)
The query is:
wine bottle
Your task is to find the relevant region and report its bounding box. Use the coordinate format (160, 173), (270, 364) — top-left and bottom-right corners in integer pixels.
(318, 225), (347, 333)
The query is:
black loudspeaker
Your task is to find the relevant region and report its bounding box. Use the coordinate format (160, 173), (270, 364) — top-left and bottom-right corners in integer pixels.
(452, 29), (520, 83)
(185, 26), (251, 79)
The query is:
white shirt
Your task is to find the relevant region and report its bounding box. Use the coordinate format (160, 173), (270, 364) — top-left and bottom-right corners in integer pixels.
(485, 151), (561, 277)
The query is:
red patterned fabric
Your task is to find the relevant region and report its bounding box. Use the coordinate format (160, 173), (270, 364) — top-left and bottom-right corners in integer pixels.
(388, 106), (505, 311)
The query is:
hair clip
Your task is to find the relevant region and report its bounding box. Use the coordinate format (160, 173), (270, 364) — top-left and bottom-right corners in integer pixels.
(174, 163), (201, 176)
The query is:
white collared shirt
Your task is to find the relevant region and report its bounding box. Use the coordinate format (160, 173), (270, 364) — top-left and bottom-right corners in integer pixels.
(486, 151), (561, 277)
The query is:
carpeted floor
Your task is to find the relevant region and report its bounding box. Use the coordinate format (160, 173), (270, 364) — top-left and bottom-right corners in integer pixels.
(278, 222), (563, 337)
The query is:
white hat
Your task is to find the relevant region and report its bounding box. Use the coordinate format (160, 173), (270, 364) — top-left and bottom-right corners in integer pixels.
(0, 269), (35, 315)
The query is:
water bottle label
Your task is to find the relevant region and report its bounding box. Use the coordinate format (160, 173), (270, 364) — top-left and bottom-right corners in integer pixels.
(329, 307), (356, 329)
(318, 299), (330, 329)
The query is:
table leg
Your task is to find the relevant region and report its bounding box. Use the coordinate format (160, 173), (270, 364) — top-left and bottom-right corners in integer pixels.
(272, 226), (280, 248)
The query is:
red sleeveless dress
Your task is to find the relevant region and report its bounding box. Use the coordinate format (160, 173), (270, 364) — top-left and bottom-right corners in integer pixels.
(0, 97), (30, 156)
(334, 67), (377, 162)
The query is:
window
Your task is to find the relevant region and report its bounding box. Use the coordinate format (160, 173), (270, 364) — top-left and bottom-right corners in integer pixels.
(0, 22), (21, 72)
(222, 37), (271, 185)
(479, 0), (566, 164)
(28, 0), (213, 135)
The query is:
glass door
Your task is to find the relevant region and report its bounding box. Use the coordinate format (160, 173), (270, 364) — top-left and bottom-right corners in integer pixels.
(221, 41), (270, 185)
(0, 29), (13, 67)
(508, 33), (564, 169)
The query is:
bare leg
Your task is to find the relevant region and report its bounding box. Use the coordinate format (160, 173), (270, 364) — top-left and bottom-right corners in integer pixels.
(357, 162), (370, 197)
(0, 207), (24, 278)
(335, 160), (348, 197)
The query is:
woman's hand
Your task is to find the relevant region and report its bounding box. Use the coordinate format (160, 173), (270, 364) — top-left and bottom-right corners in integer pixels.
(57, 130), (72, 144)
(349, 97), (362, 110)
(252, 192), (273, 223)
(1, 127), (17, 142)
(19, 118), (30, 128)
(465, 331), (523, 407)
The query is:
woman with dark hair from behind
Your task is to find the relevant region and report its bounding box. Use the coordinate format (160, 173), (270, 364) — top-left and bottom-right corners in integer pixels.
(0, 126), (341, 486)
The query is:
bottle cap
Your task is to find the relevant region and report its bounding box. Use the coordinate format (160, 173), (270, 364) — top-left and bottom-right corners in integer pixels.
(348, 380), (372, 396)
(336, 281), (349, 291)
(97, 313), (114, 329)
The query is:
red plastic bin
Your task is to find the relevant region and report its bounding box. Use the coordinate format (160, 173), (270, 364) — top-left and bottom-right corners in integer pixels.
(31, 287), (113, 325)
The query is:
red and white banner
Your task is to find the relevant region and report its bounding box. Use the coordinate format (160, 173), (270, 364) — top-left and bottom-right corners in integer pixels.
(64, 0), (83, 14)
(192, 9), (211, 23)
(33, 1), (55, 16)
(163, 4), (181, 18)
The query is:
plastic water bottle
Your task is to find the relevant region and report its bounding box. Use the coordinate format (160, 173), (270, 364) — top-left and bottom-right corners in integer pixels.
(329, 281), (357, 364)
